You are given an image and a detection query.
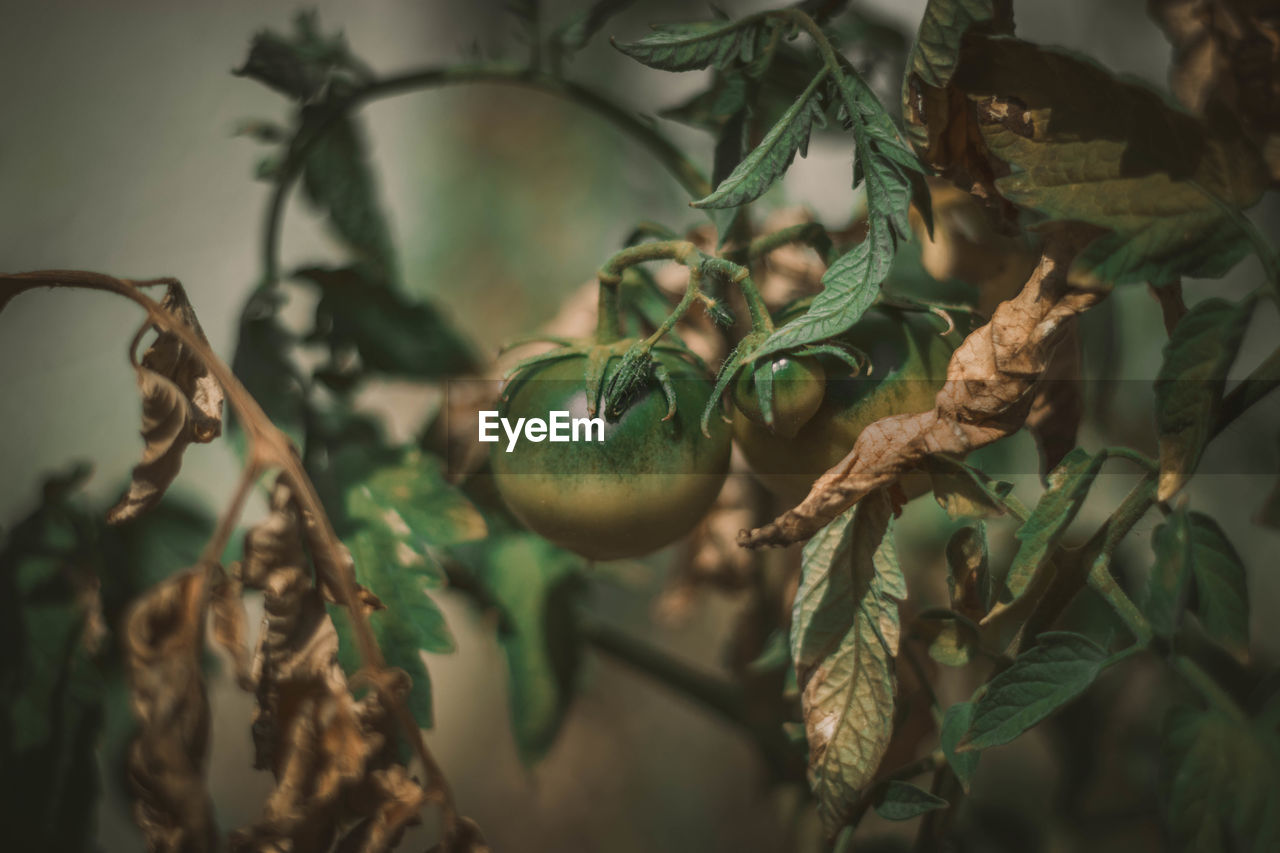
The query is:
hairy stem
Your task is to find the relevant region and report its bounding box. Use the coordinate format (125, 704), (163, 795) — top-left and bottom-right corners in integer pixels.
(0, 270), (462, 841)
(1084, 475), (1157, 644)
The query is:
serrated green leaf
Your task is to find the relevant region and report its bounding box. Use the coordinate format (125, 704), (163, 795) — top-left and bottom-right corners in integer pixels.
(940, 701), (980, 791)
(956, 37), (1267, 286)
(1162, 702), (1280, 853)
(907, 0), (1011, 90)
(301, 116), (398, 278)
(874, 780), (948, 821)
(693, 70), (828, 209)
(613, 17), (777, 72)
(754, 59), (923, 360)
(1004, 448), (1104, 598)
(348, 530), (453, 730)
(1185, 513), (1249, 658)
(960, 631), (1109, 751)
(296, 264), (478, 379)
(1145, 505), (1193, 639)
(1154, 296), (1254, 501)
(345, 448), (488, 567)
(791, 490), (905, 836)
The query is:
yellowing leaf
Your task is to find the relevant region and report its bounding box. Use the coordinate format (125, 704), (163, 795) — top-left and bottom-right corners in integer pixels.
(956, 36), (1267, 285)
(790, 490), (904, 836)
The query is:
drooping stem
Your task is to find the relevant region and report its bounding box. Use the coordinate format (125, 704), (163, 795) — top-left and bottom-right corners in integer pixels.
(1213, 343), (1280, 437)
(597, 240), (700, 344)
(0, 270), (462, 841)
(747, 221), (836, 266)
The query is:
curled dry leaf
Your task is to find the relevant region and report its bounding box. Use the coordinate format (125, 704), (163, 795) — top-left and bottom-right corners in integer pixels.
(109, 284), (225, 525)
(232, 475), (425, 852)
(124, 567), (217, 853)
(742, 232), (1104, 547)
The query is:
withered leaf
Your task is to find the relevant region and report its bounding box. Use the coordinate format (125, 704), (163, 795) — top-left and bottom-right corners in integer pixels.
(110, 283), (224, 526)
(1149, 0), (1280, 186)
(143, 283), (223, 442)
(1024, 321), (1083, 472)
(210, 565), (251, 690)
(123, 567), (217, 853)
(744, 233), (1103, 547)
(956, 35), (1268, 285)
(233, 475), (422, 851)
(108, 368), (203, 526)
(790, 490), (904, 837)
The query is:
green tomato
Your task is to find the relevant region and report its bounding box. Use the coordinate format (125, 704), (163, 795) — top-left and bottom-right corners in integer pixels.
(733, 306), (965, 504)
(730, 354), (826, 439)
(491, 347), (731, 560)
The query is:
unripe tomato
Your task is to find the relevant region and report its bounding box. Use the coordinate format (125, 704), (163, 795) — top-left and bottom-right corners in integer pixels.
(730, 354), (826, 439)
(733, 306), (965, 504)
(491, 347), (731, 560)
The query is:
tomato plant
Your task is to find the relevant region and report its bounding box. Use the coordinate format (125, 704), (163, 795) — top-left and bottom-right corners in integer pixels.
(2, 1), (1279, 851)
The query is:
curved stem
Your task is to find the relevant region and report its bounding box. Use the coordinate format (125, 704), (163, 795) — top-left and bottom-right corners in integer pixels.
(261, 63), (711, 287)
(0, 270), (462, 841)
(1214, 343), (1280, 437)
(748, 221), (835, 266)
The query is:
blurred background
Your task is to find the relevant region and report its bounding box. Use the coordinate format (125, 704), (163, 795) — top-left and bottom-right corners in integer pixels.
(2, 1), (1278, 850)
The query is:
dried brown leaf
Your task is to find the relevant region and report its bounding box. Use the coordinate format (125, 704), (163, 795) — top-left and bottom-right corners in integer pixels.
(1150, 0), (1280, 185)
(232, 475), (420, 852)
(211, 565), (252, 690)
(124, 567), (217, 853)
(108, 368), (200, 525)
(742, 232), (1104, 547)
(143, 283), (224, 441)
(428, 817), (490, 853)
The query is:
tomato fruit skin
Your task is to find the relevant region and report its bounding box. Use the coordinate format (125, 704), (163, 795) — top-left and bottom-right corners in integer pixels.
(731, 355), (826, 439)
(733, 307), (963, 504)
(491, 350), (731, 560)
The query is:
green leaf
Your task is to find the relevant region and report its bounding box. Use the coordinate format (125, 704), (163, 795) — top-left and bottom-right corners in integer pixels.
(348, 529), (454, 730)
(960, 632), (1109, 751)
(345, 448), (488, 560)
(1144, 505), (1194, 639)
(791, 490), (905, 836)
(1004, 448), (1104, 598)
(300, 116), (398, 278)
(296, 265), (479, 380)
(873, 781), (948, 821)
(754, 58), (923, 360)
(551, 0), (636, 57)
(613, 17), (778, 72)
(1162, 702), (1280, 853)
(907, 0), (1012, 90)
(925, 454), (1026, 521)
(939, 701), (980, 791)
(229, 290), (306, 449)
(456, 530), (585, 764)
(1154, 296), (1254, 501)
(956, 37), (1267, 286)
(693, 70), (828, 209)
(234, 10), (374, 102)
(336, 446), (483, 730)
(1185, 513), (1249, 658)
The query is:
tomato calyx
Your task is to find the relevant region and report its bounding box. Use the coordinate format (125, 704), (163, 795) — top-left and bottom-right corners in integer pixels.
(502, 336), (704, 423)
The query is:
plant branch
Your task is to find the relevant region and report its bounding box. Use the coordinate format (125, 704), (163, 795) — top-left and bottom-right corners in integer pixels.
(1213, 343), (1280, 437)
(0, 270), (462, 842)
(260, 63), (712, 286)
(1084, 475), (1157, 644)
